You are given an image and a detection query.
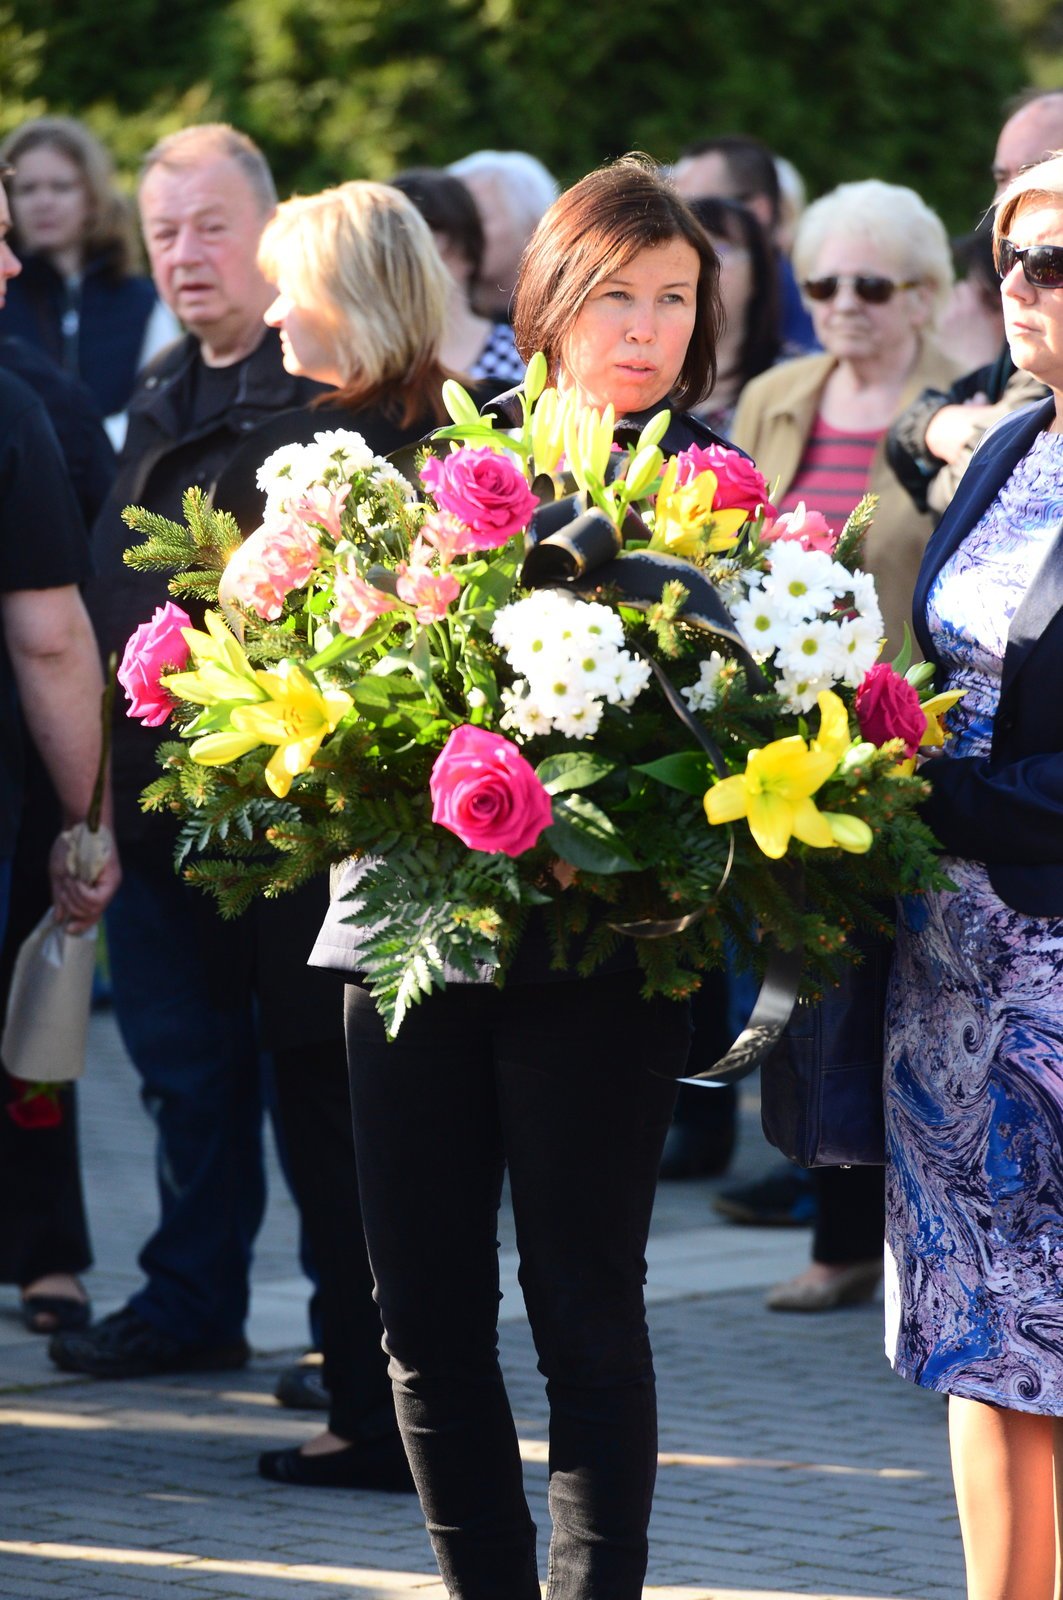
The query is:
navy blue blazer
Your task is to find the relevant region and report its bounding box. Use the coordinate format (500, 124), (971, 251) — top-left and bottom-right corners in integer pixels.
(912, 395), (1063, 913)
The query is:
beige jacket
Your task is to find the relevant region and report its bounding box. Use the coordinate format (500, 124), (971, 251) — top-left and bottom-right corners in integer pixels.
(730, 342), (963, 656)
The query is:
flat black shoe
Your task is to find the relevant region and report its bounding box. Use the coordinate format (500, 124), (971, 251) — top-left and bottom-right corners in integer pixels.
(21, 1294), (92, 1335)
(48, 1306), (250, 1378)
(274, 1355), (330, 1411)
(258, 1434), (416, 1492)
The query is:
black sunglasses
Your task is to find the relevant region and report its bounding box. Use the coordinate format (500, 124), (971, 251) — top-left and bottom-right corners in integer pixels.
(998, 238), (1063, 289)
(802, 273), (920, 305)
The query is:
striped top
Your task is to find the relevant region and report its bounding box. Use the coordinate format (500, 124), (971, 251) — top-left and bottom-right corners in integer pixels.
(778, 414), (883, 534)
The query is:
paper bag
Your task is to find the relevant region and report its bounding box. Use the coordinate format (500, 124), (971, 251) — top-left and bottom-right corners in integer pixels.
(1, 909), (98, 1083)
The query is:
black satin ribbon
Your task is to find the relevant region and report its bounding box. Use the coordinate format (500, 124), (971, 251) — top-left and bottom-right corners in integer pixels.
(521, 495), (801, 1083)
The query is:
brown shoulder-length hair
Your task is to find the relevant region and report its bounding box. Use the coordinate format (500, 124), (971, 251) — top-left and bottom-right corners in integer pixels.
(0, 116), (142, 278)
(512, 154), (722, 410)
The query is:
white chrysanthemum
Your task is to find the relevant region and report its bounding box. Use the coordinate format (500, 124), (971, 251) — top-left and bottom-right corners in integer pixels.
(774, 618), (848, 682)
(761, 542), (839, 622)
(834, 613), (884, 686)
(681, 652), (727, 713)
(775, 668), (836, 713)
(257, 442), (312, 503)
(493, 590), (648, 732)
(500, 684), (553, 739)
(371, 460), (417, 500)
(311, 429), (376, 470)
(731, 589), (785, 657)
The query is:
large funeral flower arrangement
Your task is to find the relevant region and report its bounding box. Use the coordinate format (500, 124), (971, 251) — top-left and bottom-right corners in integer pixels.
(120, 355), (955, 1035)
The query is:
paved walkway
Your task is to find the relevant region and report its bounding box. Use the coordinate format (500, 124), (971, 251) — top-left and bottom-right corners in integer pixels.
(0, 1011), (965, 1600)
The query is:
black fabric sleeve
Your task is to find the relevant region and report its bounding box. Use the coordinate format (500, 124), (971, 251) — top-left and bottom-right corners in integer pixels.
(0, 384), (93, 594)
(920, 750), (1063, 866)
(886, 363), (1000, 513)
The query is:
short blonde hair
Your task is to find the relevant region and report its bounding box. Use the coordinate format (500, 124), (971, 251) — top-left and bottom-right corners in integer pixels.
(793, 178), (954, 326)
(258, 181), (450, 422)
(995, 149), (1063, 251)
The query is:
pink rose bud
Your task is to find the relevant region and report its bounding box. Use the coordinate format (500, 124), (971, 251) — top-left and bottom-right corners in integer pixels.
(430, 724), (554, 857)
(855, 663), (927, 757)
(420, 446), (539, 550)
(118, 602), (193, 726)
(673, 443), (777, 520)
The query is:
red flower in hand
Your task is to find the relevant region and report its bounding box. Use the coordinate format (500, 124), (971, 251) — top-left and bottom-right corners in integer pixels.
(6, 1079), (63, 1130)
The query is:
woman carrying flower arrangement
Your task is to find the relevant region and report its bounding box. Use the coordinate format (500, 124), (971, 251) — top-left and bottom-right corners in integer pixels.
(116, 155), (953, 1595)
(314, 156), (733, 1599)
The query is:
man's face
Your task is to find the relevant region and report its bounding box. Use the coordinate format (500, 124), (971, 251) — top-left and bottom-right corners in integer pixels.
(0, 187), (22, 311)
(671, 151), (775, 234)
(993, 98), (1063, 198)
(139, 156), (274, 357)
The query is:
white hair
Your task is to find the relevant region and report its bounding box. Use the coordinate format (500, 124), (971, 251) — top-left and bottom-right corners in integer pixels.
(793, 178), (954, 325)
(447, 149), (558, 230)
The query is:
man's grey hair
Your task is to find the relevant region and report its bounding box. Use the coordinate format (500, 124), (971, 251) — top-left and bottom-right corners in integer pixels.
(140, 123), (276, 214)
(447, 149), (558, 230)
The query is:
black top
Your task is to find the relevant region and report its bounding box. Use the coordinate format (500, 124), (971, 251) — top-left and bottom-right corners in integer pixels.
(0, 335), (115, 526)
(0, 369), (94, 854)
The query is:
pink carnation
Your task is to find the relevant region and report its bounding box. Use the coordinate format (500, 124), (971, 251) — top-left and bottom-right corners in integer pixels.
(855, 664), (927, 757)
(118, 602), (192, 726)
(674, 443), (776, 519)
(761, 501), (837, 554)
(333, 568), (397, 637)
(396, 561), (460, 624)
(420, 446), (538, 550)
(430, 724), (554, 857)
(226, 519), (321, 621)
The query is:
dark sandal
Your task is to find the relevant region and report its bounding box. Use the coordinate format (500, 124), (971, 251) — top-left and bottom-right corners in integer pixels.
(21, 1294), (92, 1334)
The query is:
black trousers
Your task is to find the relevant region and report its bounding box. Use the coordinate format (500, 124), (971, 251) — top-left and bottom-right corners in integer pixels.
(344, 970), (688, 1600)
(271, 1036), (394, 1441)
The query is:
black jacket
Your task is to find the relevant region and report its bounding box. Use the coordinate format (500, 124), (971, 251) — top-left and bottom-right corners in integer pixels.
(914, 396), (1063, 913)
(0, 335), (115, 526)
(87, 329), (325, 838)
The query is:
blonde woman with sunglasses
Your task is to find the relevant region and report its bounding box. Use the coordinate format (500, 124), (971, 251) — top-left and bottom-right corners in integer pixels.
(731, 178), (960, 659)
(886, 150), (1063, 1600)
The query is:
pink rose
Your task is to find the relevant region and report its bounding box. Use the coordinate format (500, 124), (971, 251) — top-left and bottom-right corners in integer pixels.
(396, 561), (460, 624)
(430, 724), (554, 856)
(420, 447), (538, 549)
(118, 602), (192, 726)
(332, 567), (397, 637)
(855, 664), (927, 757)
(761, 501), (838, 555)
(674, 443), (776, 519)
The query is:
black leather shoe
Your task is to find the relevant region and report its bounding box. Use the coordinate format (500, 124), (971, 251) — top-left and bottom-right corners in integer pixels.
(274, 1355), (330, 1411)
(48, 1306), (250, 1378)
(258, 1433), (416, 1491)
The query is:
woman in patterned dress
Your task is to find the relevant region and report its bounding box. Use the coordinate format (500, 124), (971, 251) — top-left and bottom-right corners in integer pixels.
(886, 150), (1063, 1599)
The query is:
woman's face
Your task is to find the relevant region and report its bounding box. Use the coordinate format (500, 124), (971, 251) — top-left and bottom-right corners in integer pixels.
(10, 144), (91, 260)
(804, 233), (931, 366)
(263, 280), (345, 387)
(1000, 201), (1063, 394)
(558, 236), (700, 414)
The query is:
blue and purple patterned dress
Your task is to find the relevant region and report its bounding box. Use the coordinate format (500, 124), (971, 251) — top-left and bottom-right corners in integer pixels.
(885, 428), (1063, 1415)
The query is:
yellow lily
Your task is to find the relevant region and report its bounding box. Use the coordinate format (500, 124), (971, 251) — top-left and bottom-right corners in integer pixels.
(704, 735), (837, 859)
(824, 812), (873, 854)
(227, 661), (354, 798)
(188, 729), (265, 765)
(919, 689), (964, 749)
(564, 401), (615, 491)
(530, 386), (572, 477)
(163, 610), (265, 707)
(651, 457), (746, 556)
(811, 689), (853, 764)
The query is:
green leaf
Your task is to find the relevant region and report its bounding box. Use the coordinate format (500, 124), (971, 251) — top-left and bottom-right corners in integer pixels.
(535, 751), (616, 795)
(545, 794), (637, 874)
(306, 615), (395, 671)
(634, 751), (713, 796)
(890, 621), (913, 677)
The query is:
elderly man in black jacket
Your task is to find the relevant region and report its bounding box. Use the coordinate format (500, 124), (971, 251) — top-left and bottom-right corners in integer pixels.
(50, 125), (330, 1381)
